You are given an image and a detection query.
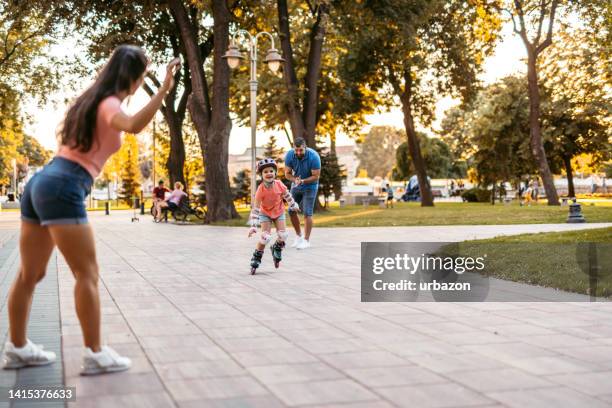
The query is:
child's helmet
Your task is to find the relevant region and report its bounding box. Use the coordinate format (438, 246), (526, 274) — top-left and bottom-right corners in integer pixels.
(257, 158), (277, 174)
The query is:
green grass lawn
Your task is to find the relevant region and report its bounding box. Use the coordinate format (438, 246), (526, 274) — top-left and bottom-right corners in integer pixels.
(212, 201), (612, 227)
(437, 227), (612, 297)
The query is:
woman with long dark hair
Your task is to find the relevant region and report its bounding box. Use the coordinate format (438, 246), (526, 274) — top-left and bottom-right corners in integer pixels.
(3, 45), (179, 375)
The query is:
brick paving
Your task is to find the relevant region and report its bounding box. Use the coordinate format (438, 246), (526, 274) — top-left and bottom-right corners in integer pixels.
(0, 211), (611, 407)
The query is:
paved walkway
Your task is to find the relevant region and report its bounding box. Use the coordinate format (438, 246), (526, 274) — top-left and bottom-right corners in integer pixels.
(0, 211), (611, 407)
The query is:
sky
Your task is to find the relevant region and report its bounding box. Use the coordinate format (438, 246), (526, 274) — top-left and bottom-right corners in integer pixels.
(24, 20), (526, 155)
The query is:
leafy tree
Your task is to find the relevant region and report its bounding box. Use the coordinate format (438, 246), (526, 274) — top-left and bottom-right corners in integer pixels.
(67, 0), (239, 220)
(66, 0), (192, 187)
(167, 0), (239, 221)
(183, 130), (204, 194)
(450, 76), (536, 199)
(263, 135), (291, 190)
(439, 104), (473, 160)
(151, 122), (170, 186)
(540, 27), (611, 197)
(0, 1), (65, 189)
(0, 86), (25, 187)
(118, 134), (141, 206)
(0, 0), (67, 103)
(232, 169), (251, 205)
(263, 135), (284, 162)
(393, 136), (464, 181)
(229, 1), (382, 153)
(336, 0), (501, 206)
(318, 150), (345, 207)
(276, 0), (329, 146)
(17, 135), (52, 167)
(355, 126), (404, 179)
(497, 0), (565, 204)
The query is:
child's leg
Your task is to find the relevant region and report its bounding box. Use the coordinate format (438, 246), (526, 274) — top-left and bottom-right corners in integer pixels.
(270, 219), (287, 265)
(273, 219), (288, 243)
(251, 221), (272, 271)
(256, 222), (272, 250)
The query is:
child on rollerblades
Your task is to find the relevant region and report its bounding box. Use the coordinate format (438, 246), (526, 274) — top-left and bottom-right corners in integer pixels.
(248, 158), (300, 274)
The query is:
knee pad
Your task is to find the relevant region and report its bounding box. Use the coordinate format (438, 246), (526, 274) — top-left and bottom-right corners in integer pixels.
(277, 230), (288, 242)
(259, 232), (272, 246)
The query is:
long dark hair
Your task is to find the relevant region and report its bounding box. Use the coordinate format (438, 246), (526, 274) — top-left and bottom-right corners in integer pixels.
(59, 45), (147, 152)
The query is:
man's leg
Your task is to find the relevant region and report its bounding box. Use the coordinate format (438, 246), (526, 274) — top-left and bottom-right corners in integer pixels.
(289, 211), (301, 237)
(289, 188), (303, 241)
(304, 216), (313, 240)
(297, 189), (316, 248)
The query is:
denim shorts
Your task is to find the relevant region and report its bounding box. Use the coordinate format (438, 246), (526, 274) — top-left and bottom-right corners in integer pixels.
(259, 212), (286, 223)
(20, 157), (93, 226)
(289, 187), (317, 216)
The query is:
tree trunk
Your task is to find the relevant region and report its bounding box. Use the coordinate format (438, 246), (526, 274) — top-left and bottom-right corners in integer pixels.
(142, 92), (186, 186)
(205, 0), (238, 220)
(168, 0), (238, 221)
(491, 183), (496, 205)
(398, 70), (433, 207)
(165, 111), (186, 185)
(563, 154), (575, 197)
(167, 0), (211, 150)
(526, 51), (559, 205)
(301, 3), (328, 146)
(277, 0), (305, 140)
(142, 68), (187, 186)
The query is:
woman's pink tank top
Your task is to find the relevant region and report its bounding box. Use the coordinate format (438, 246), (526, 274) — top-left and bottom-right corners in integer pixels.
(56, 96), (123, 178)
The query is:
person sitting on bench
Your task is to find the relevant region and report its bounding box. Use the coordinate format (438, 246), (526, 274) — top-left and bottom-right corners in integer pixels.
(157, 181), (187, 221)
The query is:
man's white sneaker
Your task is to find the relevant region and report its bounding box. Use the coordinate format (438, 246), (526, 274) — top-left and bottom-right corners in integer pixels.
(81, 346), (131, 376)
(296, 239), (311, 250)
(291, 236), (303, 248)
(3, 339), (56, 369)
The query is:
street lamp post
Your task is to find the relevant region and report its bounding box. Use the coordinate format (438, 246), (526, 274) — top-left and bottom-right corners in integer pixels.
(152, 118), (156, 187)
(223, 30), (284, 205)
(11, 158), (17, 195)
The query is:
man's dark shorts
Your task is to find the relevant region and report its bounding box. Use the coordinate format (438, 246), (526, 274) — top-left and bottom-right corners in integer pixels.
(289, 187), (317, 217)
(21, 157), (93, 226)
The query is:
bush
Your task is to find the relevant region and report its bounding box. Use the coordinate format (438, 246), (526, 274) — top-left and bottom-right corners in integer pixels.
(461, 188), (491, 203)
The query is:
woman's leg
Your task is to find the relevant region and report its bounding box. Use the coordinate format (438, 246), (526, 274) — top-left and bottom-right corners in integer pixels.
(48, 225), (101, 352)
(152, 199), (159, 218)
(8, 222), (55, 347)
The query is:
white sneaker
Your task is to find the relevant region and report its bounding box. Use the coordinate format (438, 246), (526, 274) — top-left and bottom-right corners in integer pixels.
(291, 235), (303, 248)
(3, 339), (56, 369)
(296, 239), (311, 250)
(81, 346), (131, 375)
